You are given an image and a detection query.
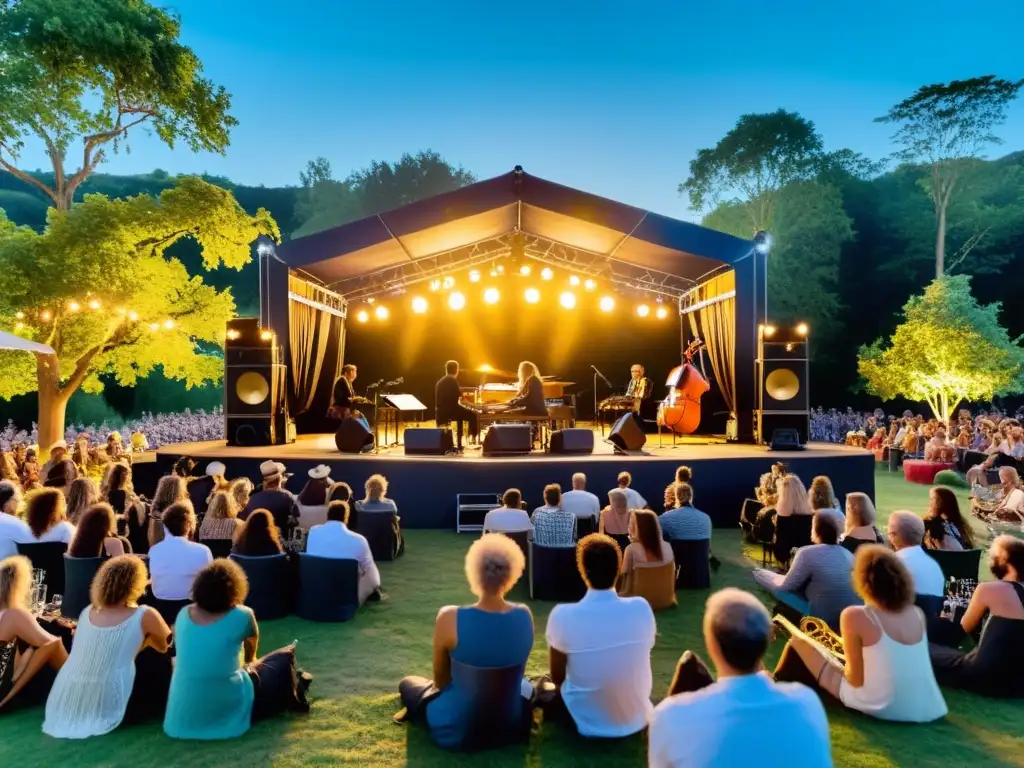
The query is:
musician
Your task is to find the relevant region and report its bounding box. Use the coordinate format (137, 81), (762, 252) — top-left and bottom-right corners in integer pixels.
(435, 360), (478, 451)
(330, 364), (359, 420)
(508, 361), (547, 416)
(626, 364), (653, 400)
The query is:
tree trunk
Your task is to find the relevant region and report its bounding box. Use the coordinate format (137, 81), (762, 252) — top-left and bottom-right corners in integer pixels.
(35, 353), (67, 455)
(935, 202), (947, 278)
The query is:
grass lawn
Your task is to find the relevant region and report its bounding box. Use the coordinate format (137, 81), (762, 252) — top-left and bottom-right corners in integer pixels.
(2, 466), (1023, 767)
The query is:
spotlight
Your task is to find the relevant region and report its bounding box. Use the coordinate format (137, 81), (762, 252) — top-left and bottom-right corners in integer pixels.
(226, 329), (240, 341)
(448, 291), (466, 310)
(367, 297), (376, 304)
(411, 296), (428, 314)
(478, 364), (493, 372)
(489, 268), (499, 277)
(524, 287), (540, 304)
(88, 299), (101, 310)
(429, 279), (441, 292)
(469, 270), (481, 283)
(796, 322), (809, 336)
(754, 230), (774, 255)
(569, 275), (581, 287)
(442, 276), (455, 290)
(519, 264), (531, 277)
(68, 301), (81, 312)
(584, 279), (596, 291)
(599, 296), (615, 312)
(656, 306), (669, 319)
(496, 264), (505, 274)
(260, 329), (273, 341)
(483, 287), (500, 305)
(559, 291), (577, 309)
(356, 310), (370, 323)
(374, 305), (389, 320)
(541, 267), (554, 281)
(163, 319), (175, 330)
(636, 304), (650, 318)
(763, 325), (776, 338)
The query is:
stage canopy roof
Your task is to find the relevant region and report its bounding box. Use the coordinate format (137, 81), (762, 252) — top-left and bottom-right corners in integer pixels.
(275, 167), (756, 301)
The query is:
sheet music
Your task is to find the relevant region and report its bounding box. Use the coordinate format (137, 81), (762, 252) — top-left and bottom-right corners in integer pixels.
(381, 393), (427, 411)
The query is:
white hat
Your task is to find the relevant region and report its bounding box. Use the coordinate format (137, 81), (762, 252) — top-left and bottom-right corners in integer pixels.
(260, 460), (286, 479)
(206, 461), (227, 478)
(308, 464), (331, 480)
(49, 440), (68, 452)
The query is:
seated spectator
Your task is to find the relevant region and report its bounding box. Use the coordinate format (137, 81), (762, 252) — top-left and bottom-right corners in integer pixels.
(229, 477), (254, 512)
(753, 512), (860, 629)
(774, 545), (948, 723)
(809, 475), (843, 521)
(923, 515), (962, 552)
(164, 559), (311, 739)
(930, 535), (1024, 697)
(43, 555), (171, 736)
(867, 428), (886, 451)
(147, 474), (189, 551)
(610, 471), (647, 510)
(297, 465), (332, 506)
(65, 477), (97, 526)
(660, 483), (712, 541)
(664, 466), (694, 514)
(675, 465), (693, 485)
(776, 475), (814, 518)
(356, 473), (398, 514)
(397, 535), (532, 749)
(531, 484), (576, 547)
(0, 482), (29, 559)
(887, 510), (945, 597)
(755, 462), (786, 506)
(23, 487), (76, 544)
(149, 502), (213, 600)
(104, 463), (146, 547)
(327, 481), (354, 503)
(900, 425), (920, 454)
(482, 488), (533, 534)
(306, 501), (381, 604)
(649, 588), (831, 768)
(354, 474), (404, 557)
(924, 426), (956, 463)
(232, 509), (284, 557)
(599, 489), (632, 551)
(561, 473), (600, 523)
(199, 490), (244, 544)
(967, 426), (1024, 486)
(187, 461), (226, 519)
(988, 467), (1024, 523)
(171, 456), (195, 479)
(40, 441), (77, 496)
(242, 461), (297, 535)
(620, 510), (673, 575)
(68, 503), (132, 559)
(545, 533), (655, 737)
(0, 555), (68, 710)
(840, 492), (885, 553)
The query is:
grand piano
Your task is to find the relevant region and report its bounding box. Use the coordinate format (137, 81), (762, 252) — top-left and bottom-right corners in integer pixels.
(460, 366), (577, 437)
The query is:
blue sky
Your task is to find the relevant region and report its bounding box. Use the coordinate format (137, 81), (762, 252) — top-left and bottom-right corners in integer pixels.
(18, 0), (1024, 220)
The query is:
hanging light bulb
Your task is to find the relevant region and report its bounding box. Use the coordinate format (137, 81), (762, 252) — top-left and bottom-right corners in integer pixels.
(14, 311), (24, 320)
(127, 311), (139, 322)
(375, 305), (389, 320)
(442, 276), (456, 290)
(656, 306), (669, 320)
(40, 310), (52, 322)
(559, 291), (577, 309)
(68, 300), (81, 312)
(599, 296), (615, 312)
(448, 291), (466, 310)
(429, 279), (441, 292)
(524, 288), (540, 304)
(163, 319), (175, 330)
(356, 310), (370, 323)
(519, 264), (531, 277)
(483, 288), (500, 305)
(636, 304), (650, 318)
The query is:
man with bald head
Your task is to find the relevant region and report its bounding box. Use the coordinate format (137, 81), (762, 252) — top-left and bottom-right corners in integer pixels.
(888, 510), (945, 597)
(649, 588), (831, 767)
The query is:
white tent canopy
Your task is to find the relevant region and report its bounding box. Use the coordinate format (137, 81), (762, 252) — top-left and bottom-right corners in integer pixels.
(0, 330), (54, 355)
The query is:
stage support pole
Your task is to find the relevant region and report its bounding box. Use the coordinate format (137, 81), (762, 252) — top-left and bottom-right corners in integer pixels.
(256, 236), (292, 368)
(732, 235), (769, 444)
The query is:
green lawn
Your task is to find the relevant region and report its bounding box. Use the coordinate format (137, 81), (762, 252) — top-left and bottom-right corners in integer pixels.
(2, 467), (1023, 767)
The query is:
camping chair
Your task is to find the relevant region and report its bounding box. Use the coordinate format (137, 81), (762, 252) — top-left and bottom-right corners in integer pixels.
(295, 503), (328, 531)
(669, 539), (711, 589)
(618, 560), (677, 611)
(529, 542), (586, 602)
(143, 596), (191, 626)
(296, 555), (360, 622)
(447, 659), (531, 751)
(575, 516), (597, 538)
(356, 511), (403, 561)
(230, 553), (292, 619)
(924, 548), (983, 583)
(201, 539), (234, 559)
(16, 541), (68, 598)
(61, 555), (104, 619)
(497, 530), (531, 599)
(773, 515), (814, 570)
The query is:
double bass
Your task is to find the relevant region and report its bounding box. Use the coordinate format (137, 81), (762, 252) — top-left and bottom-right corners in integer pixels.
(658, 338), (710, 435)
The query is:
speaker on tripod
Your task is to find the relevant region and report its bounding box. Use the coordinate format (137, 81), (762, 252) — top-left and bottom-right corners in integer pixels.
(755, 324), (810, 446)
(225, 318), (290, 447)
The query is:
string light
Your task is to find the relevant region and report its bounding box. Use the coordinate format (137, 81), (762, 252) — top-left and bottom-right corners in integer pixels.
(356, 310), (370, 323)
(636, 304), (650, 318)
(483, 288), (500, 305)
(68, 301), (81, 312)
(14, 312), (23, 320)
(541, 267), (554, 281)
(127, 311), (139, 322)
(374, 305), (389, 320)
(599, 296), (615, 312)
(163, 319), (175, 330)
(411, 297), (428, 314)
(88, 299), (101, 310)
(524, 288), (540, 304)
(40, 310), (52, 322)
(448, 291), (466, 311)
(15, 322), (23, 331)
(149, 322), (160, 331)
(559, 291), (577, 309)
(656, 306), (669, 320)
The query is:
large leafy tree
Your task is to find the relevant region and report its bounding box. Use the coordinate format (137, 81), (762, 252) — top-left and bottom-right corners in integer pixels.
(875, 76), (1024, 277)
(858, 275), (1024, 422)
(0, 0), (235, 210)
(292, 150), (475, 238)
(0, 177), (278, 449)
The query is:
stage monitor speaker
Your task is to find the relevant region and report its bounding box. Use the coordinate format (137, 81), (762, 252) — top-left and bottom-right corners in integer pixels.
(549, 428), (595, 455)
(767, 422), (808, 451)
(404, 428), (454, 456)
(482, 425), (533, 456)
(608, 413), (646, 453)
(335, 417), (375, 454)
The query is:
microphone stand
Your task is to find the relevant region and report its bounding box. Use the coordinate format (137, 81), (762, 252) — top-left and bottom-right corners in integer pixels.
(591, 365), (612, 435)
(367, 380), (384, 453)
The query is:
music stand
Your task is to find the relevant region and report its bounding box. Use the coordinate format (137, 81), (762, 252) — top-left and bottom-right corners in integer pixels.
(381, 394), (428, 446)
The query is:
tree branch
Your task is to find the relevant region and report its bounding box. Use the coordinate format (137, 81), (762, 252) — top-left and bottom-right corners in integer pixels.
(65, 113), (155, 200)
(0, 153), (59, 205)
(947, 226), (992, 273)
(57, 343), (105, 400)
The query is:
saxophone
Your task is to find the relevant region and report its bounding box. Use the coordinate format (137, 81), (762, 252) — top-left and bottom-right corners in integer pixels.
(774, 614), (846, 664)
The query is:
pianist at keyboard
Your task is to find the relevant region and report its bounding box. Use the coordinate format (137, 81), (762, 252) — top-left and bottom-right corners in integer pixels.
(507, 361), (549, 416)
(435, 360), (479, 451)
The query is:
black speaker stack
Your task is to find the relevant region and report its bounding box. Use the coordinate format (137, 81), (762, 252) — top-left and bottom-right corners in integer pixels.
(482, 425), (533, 456)
(404, 428), (455, 456)
(756, 324), (810, 447)
(607, 413), (647, 453)
(549, 428), (595, 455)
(335, 417), (375, 454)
(225, 318), (290, 447)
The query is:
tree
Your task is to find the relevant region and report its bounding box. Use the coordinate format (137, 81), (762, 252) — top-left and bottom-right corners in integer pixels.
(858, 275), (1024, 422)
(0, 0), (235, 210)
(0, 177), (278, 449)
(679, 110), (825, 230)
(292, 150), (475, 238)
(875, 76), (1024, 277)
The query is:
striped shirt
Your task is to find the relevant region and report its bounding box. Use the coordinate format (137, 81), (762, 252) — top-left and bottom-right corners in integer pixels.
(198, 516), (243, 542)
(659, 505), (712, 541)
(777, 544), (860, 628)
(532, 506), (577, 547)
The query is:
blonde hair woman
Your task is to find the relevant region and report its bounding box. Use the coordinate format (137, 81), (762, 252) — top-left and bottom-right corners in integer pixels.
(397, 534), (533, 749)
(776, 475), (814, 518)
(0, 555), (68, 710)
(44, 556), (171, 738)
(358, 474), (398, 513)
(809, 476), (841, 517)
(230, 477), (254, 511)
(148, 475), (189, 549)
(508, 360), (547, 416)
(198, 490), (244, 543)
(841, 492), (884, 553)
(66, 477), (98, 526)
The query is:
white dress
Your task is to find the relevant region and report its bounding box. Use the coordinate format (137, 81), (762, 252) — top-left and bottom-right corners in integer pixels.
(43, 607), (145, 738)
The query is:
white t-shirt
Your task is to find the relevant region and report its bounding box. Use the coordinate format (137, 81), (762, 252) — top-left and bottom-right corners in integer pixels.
(148, 536), (213, 600)
(610, 487), (647, 510)
(0, 513), (32, 559)
(561, 490), (600, 520)
(30, 520), (76, 544)
(482, 507), (534, 533)
(1003, 488), (1024, 514)
(546, 588), (656, 737)
(306, 521), (375, 573)
(896, 545), (945, 597)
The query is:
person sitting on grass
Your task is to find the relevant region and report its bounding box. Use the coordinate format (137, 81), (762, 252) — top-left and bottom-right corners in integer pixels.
(752, 512), (860, 630)
(0, 555), (69, 711)
(482, 488), (533, 535)
(887, 511), (944, 597)
(306, 500), (382, 605)
(545, 533), (656, 738)
(68, 503), (132, 559)
(773, 545), (948, 723)
(531, 484), (576, 547)
(930, 535), (1024, 698)
(23, 487), (76, 544)
(164, 559), (311, 740)
(43, 555), (171, 737)
(840, 493), (885, 554)
(397, 534), (533, 750)
(231, 509), (284, 557)
(660, 483), (712, 541)
(649, 588), (831, 768)
(924, 487), (974, 551)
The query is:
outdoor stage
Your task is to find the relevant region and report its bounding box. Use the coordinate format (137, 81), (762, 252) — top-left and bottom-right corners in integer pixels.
(155, 427), (875, 528)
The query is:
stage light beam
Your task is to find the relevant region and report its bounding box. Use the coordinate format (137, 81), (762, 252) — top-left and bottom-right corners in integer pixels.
(524, 287), (540, 304)
(656, 306), (669, 319)
(483, 287), (500, 305)
(411, 296), (428, 314)
(356, 310), (370, 323)
(375, 305), (389, 320)
(599, 296), (615, 312)
(559, 291), (577, 309)
(448, 291), (466, 310)
(636, 304), (650, 318)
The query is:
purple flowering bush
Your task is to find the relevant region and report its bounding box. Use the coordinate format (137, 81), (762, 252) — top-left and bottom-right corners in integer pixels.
(0, 407), (224, 451)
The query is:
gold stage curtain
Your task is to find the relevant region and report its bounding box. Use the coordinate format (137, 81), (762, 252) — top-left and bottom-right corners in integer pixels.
(687, 272), (737, 417)
(288, 276), (334, 415)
